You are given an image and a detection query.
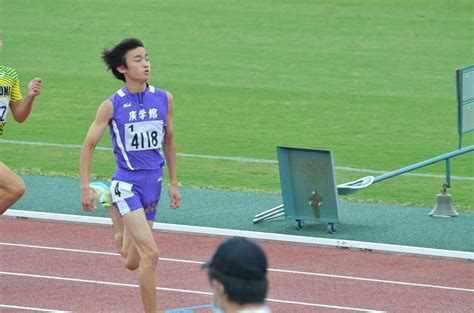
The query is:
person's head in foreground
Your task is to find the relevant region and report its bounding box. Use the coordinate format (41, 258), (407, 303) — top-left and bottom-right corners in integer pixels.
(203, 237), (271, 313)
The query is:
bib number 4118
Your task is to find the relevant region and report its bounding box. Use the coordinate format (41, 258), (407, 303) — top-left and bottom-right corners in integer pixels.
(125, 120), (164, 151)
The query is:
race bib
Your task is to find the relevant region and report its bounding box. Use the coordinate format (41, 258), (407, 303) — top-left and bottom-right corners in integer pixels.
(0, 98), (8, 122)
(0, 99), (8, 135)
(124, 120), (164, 151)
(110, 180), (134, 202)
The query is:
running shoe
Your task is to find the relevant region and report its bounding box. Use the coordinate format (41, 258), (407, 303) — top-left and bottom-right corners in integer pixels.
(89, 181), (113, 207)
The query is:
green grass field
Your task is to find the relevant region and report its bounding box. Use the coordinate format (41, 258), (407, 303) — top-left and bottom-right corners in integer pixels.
(1, 0), (473, 210)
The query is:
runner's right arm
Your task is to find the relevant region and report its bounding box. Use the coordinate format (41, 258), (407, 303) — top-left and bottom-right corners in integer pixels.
(80, 99), (113, 211)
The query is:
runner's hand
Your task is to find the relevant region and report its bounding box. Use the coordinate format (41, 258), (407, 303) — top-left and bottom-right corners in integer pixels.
(81, 188), (97, 212)
(169, 185), (180, 209)
(28, 78), (43, 97)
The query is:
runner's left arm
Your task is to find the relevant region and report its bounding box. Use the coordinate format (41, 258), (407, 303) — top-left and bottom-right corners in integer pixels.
(163, 92), (181, 209)
(9, 78), (43, 123)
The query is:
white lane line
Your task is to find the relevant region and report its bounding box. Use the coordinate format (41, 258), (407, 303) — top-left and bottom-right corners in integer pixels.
(2, 242), (473, 293)
(0, 242), (202, 265)
(0, 304), (70, 312)
(269, 269), (474, 293)
(0, 271), (209, 296)
(1, 139), (472, 180)
(0, 272), (381, 312)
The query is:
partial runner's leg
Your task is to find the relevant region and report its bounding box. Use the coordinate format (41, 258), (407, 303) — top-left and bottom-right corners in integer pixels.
(0, 162), (25, 214)
(103, 204), (141, 271)
(122, 209), (159, 313)
(105, 204), (145, 271)
(89, 182), (127, 256)
(106, 206), (126, 254)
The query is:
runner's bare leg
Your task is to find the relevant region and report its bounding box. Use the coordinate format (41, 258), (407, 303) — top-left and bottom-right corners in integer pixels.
(0, 162), (25, 214)
(121, 209), (159, 313)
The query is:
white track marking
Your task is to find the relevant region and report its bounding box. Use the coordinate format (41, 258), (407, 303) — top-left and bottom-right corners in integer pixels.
(1, 242), (472, 293)
(1, 139), (472, 180)
(0, 272), (382, 312)
(0, 271), (210, 295)
(269, 268), (474, 293)
(0, 305), (70, 312)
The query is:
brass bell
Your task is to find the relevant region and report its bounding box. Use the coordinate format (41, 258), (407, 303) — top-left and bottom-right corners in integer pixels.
(429, 183), (458, 217)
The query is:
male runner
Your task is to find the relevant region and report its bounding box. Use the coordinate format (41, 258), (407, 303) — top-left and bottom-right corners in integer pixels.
(0, 37), (43, 214)
(80, 38), (180, 313)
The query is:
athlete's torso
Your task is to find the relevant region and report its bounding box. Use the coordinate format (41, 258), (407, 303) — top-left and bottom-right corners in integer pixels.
(0, 65), (23, 135)
(108, 85), (168, 171)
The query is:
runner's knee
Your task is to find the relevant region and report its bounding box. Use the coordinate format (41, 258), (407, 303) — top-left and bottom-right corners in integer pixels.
(12, 182), (25, 201)
(114, 232), (124, 250)
(122, 247), (140, 271)
(124, 257), (140, 271)
(141, 246), (160, 268)
(121, 241), (141, 271)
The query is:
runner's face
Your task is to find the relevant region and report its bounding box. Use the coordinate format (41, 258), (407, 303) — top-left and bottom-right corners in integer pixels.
(120, 47), (150, 82)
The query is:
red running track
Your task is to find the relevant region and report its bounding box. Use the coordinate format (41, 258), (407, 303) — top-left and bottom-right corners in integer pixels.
(1, 217), (473, 312)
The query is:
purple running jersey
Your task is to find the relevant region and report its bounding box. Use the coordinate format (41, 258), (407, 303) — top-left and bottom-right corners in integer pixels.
(108, 85), (168, 170)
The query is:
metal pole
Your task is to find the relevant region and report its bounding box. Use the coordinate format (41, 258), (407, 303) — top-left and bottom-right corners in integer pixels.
(445, 158), (451, 188)
(373, 145), (473, 184)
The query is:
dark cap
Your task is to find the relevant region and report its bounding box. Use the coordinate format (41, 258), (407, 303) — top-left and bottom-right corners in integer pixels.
(203, 237), (268, 280)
